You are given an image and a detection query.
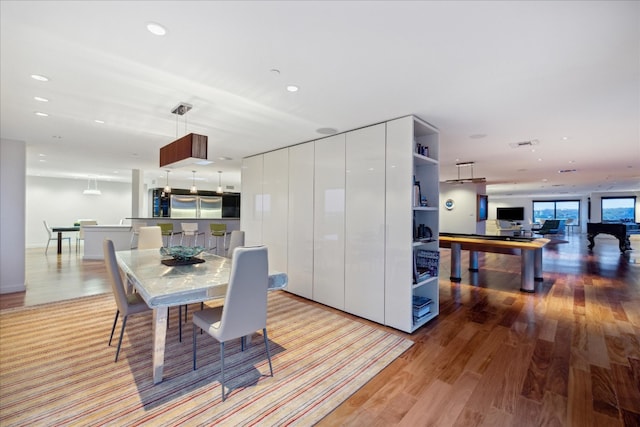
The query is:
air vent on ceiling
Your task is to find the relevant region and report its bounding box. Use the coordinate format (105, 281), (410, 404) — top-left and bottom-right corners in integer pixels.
(558, 169), (577, 173)
(509, 139), (539, 148)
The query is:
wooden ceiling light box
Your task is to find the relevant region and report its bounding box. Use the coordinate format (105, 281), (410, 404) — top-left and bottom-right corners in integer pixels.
(159, 133), (208, 168)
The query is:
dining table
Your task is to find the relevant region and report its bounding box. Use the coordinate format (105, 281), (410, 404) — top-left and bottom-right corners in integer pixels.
(115, 248), (288, 384)
(51, 226), (80, 254)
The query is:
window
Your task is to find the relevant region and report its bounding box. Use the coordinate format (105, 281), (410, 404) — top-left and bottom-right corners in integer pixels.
(533, 200), (580, 225)
(601, 196), (636, 222)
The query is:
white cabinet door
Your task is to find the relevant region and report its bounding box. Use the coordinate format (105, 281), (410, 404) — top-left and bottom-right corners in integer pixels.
(313, 134), (346, 310)
(287, 142), (314, 299)
(385, 116), (414, 331)
(262, 149), (289, 274)
(240, 155), (264, 247)
(345, 124), (386, 323)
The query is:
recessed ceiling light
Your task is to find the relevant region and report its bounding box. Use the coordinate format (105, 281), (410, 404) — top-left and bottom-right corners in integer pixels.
(31, 74), (49, 82)
(146, 22), (167, 36)
(39, 153), (46, 157)
(316, 127), (338, 135)
(94, 119), (105, 124)
(469, 134), (487, 139)
(562, 136), (569, 141)
(34, 96), (49, 102)
(286, 85), (299, 92)
(34, 111), (48, 117)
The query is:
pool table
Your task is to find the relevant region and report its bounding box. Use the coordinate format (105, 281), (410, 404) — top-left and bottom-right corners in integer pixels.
(439, 233), (550, 292)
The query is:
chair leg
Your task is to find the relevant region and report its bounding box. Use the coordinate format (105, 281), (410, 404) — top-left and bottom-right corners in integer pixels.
(115, 315), (128, 362)
(108, 310), (120, 346)
(179, 306), (182, 342)
(192, 323), (197, 370)
(220, 341), (226, 401)
(263, 328), (273, 377)
(45, 239), (50, 254)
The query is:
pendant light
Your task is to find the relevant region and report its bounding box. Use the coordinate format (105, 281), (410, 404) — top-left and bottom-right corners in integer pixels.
(163, 170), (171, 194)
(190, 170), (198, 194)
(83, 177), (102, 195)
(217, 171), (223, 194)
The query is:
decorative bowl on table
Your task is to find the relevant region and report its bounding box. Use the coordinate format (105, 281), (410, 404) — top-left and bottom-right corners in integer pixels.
(160, 246), (206, 266)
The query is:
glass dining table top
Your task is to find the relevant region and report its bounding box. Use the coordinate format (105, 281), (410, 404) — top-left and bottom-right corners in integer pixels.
(116, 248), (287, 308)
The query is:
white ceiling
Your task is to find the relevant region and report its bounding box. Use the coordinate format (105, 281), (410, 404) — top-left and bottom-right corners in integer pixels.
(1, 0), (639, 197)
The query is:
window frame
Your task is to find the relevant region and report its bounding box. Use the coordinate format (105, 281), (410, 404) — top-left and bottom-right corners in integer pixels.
(600, 196), (636, 223)
(532, 199), (581, 226)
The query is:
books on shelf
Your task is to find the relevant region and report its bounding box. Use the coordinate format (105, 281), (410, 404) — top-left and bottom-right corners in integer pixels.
(413, 249), (439, 283)
(412, 295), (433, 321)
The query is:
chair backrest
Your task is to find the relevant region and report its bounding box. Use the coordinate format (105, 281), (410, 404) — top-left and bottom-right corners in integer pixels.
(217, 246), (269, 342)
(181, 222), (198, 235)
(157, 223), (173, 235)
(132, 222), (147, 233)
(79, 220), (98, 239)
(43, 220), (53, 238)
(137, 226), (163, 249)
(103, 239), (131, 314)
(226, 230), (245, 258)
(210, 223), (227, 236)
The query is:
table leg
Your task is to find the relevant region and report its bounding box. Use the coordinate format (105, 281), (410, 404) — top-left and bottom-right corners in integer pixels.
(57, 232), (63, 254)
(534, 248), (543, 282)
(520, 250), (535, 293)
(469, 251), (479, 272)
(450, 243), (462, 282)
(152, 307), (169, 384)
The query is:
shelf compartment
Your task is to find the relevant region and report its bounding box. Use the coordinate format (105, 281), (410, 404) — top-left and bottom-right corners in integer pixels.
(413, 152), (438, 166)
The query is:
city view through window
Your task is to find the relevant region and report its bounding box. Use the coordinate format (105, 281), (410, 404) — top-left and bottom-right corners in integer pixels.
(533, 200), (580, 225)
(601, 197), (636, 222)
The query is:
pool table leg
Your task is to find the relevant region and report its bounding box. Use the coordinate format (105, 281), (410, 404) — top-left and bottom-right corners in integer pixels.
(520, 250), (535, 293)
(534, 248), (543, 282)
(469, 251), (479, 272)
(450, 243), (462, 282)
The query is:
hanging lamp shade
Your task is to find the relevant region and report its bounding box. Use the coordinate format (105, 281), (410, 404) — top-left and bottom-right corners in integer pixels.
(83, 178), (101, 196)
(163, 170), (171, 193)
(159, 133), (209, 168)
(190, 170), (198, 194)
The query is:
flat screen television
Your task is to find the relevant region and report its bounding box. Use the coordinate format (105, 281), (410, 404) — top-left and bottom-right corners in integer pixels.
(496, 206), (524, 221)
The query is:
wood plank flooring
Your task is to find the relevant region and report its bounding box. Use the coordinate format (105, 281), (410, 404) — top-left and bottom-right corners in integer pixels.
(2, 234), (639, 426)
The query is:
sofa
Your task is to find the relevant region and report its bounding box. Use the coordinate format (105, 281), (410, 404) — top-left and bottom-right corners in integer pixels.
(534, 219), (566, 235)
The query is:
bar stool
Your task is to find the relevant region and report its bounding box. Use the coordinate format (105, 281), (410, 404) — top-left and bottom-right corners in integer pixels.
(130, 222), (147, 248)
(209, 223), (228, 255)
(180, 223), (205, 246)
(157, 223), (180, 247)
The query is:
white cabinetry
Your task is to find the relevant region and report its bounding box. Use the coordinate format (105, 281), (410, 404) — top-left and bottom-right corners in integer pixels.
(313, 134), (346, 310)
(345, 124), (386, 323)
(240, 154), (264, 247)
(385, 116), (439, 332)
(262, 149), (289, 273)
(242, 115), (439, 333)
(287, 142), (315, 299)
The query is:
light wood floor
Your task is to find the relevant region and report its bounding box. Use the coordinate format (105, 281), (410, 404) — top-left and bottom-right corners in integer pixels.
(2, 234), (639, 426)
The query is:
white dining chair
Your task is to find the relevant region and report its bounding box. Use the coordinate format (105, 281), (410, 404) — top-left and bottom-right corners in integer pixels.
(103, 239), (151, 362)
(130, 222), (147, 248)
(225, 230), (245, 258)
(192, 245), (273, 401)
(137, 226), (163, 250)
(43, 220), (71, 254)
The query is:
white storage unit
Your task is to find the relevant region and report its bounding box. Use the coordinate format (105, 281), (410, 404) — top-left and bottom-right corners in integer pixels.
(262, 149), (289, 274)
(313, 134), (346, 311)
(241, 115), (439, 333)
(287, 142), (315, 299)
(344, 124), (386, 324)
(240, 154), (264, 247)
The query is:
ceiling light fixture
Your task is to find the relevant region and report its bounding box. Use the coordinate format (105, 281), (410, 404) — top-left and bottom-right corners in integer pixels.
(217, 171), (223, 194)
(34, 112), (48, 117)
(34, 96), (49, 102)
(146, 22), (167, 36)
(83, 177), (102, 196)
(444, 161), (487, 184)
(94, 119), (105, 124)
(190, 170), (198, 194)
(286, 85), (299, 92)
(30, 74), (49, 82)
(163, 170), (171, 194)
(160, 102), (209, 168)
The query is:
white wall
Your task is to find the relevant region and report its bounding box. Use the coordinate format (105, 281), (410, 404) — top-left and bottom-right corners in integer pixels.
(27, 176), (132, 247)
(439, 182), (487, 234)
(1, 139), (26, 293)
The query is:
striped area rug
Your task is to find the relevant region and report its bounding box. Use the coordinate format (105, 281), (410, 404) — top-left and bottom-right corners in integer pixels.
(0, 291), (412, 426)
